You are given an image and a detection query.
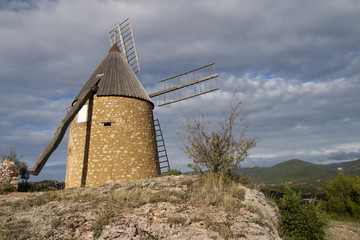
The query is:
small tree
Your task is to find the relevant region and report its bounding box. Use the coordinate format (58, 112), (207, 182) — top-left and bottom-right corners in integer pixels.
(324, 172), (360, 220)
(1, 148), (30, 183)
(278, 186), (327, 240)
(179, 94), (258, 176)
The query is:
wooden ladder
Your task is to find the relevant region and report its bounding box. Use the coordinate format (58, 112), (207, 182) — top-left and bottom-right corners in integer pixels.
(154, 118), (170, 173)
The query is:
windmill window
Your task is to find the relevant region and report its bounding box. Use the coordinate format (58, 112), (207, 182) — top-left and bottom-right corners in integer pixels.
(103, 121), (112, 126)
(77, 105), (88, 123)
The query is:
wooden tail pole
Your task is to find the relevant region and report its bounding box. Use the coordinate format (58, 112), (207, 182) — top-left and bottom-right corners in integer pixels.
(30, 75), (103, 175)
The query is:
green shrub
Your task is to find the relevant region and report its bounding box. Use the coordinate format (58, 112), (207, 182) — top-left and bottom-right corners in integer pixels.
(324, 172), (360, 220)
(161, 169), (182, 176)
(0, 183), (12, 195)
(278, 186), (327, 240)
(179, 95), (258, 177)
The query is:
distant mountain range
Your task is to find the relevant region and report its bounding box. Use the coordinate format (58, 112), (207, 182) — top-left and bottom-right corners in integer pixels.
(237, 159), (360, 184)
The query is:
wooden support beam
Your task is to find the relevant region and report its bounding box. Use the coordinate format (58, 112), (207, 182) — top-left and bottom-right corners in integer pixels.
(30, 75), (102, 175)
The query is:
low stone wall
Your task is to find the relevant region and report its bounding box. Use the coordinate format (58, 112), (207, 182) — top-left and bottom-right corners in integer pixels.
(0, 160), (19, 191)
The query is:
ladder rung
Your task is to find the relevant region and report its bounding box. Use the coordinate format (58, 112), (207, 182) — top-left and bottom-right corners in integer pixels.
(154, 118), (170, 173)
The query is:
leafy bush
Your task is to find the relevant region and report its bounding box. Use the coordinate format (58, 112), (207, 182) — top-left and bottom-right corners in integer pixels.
(323, 172), (360, 220)
(278, 186), (327, 240)
(161, 169), (182, 176)
(179, 94), (258, 176)
(0, 183), (12, 195)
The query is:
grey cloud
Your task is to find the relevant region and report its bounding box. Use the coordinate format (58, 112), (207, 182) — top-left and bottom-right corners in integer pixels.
(328, 150), (360, 161)
(1, 0), (360, 181)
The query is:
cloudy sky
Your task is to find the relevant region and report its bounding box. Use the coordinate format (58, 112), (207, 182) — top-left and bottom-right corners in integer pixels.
(1, 0), (359, 181)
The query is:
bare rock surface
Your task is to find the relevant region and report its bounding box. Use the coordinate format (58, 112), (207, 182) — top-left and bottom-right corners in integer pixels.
(0, 175), (281, 239)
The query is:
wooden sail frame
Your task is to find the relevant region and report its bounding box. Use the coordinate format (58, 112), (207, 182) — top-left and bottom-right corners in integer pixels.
(108, 18), (140, 74)
(149, 63), (219, 106)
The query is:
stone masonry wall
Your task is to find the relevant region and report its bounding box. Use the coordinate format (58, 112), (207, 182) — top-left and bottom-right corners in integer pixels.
(66, 96), (160, 188)
(65, 101), (89, 188)
(0, 160), (19, 191)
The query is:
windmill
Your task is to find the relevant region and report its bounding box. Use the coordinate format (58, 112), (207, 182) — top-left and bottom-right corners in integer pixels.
(30, 18), (219, 188)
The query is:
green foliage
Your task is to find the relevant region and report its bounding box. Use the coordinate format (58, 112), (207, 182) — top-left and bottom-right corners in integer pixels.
(254, 159), (337, 184)
(0, 183), (12, 195)
(1, 148), (30, 183)
(161, 169), (182, 176)
(0, 220), (30, 239)
(92, 209), (112, 238)
(278, 186), (328, 240)
(324, 172), (360, 220)
(325, 159), (360, 176)
(179, 95), (258, 176)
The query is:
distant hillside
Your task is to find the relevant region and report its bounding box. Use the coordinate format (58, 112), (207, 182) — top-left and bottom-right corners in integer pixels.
(237, 159), (338, 184)
(235, 166), (267, 180)
(259, 159), (337, 184)
(237, 159), (360, 197)
(324, 159), (360, 176)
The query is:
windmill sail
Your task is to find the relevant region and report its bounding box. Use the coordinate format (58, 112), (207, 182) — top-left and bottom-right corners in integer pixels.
(30, 75), (103, 175)
(149, 63), (219, 106)
(108, 18), (140, 74)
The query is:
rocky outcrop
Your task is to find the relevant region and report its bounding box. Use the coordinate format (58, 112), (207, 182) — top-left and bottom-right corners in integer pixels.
(0, 175), (281, 239)
(0, 160), (19, 191)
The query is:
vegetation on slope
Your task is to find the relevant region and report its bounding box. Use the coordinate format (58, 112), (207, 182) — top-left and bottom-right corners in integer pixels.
(322, 172), (360, 221)
(325, 159), (360, 176)
(258, 159), (337, 184)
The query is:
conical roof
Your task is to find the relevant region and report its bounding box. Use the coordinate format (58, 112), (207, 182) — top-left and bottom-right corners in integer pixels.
(73, 44), (153, 107)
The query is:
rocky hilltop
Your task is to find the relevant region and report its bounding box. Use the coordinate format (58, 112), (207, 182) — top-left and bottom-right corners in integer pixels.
(0, 175), (281, 239)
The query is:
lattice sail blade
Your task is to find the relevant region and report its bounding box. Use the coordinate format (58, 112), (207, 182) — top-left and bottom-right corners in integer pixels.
(108, 18), (140, 74)
(149, 63), (219, 106)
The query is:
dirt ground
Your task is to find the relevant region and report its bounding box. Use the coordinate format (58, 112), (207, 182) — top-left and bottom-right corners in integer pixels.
(0, 192), (33, 200)
(326, 220), (360, 240)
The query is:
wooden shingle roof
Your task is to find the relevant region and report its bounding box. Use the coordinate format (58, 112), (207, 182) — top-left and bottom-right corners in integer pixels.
(73, 44), (153, 107)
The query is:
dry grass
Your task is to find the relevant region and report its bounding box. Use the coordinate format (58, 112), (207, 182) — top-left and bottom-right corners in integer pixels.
(167, 215), (187, 225)
(204, 214), (233, 240)
(0, 219), (31, 240)
(326, 220), (360, 240)
(92, 207), (113, 238)
(189, 173), (245, 212)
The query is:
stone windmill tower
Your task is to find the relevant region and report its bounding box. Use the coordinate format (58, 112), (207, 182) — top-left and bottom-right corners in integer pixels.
(30, 19), (219, 188)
